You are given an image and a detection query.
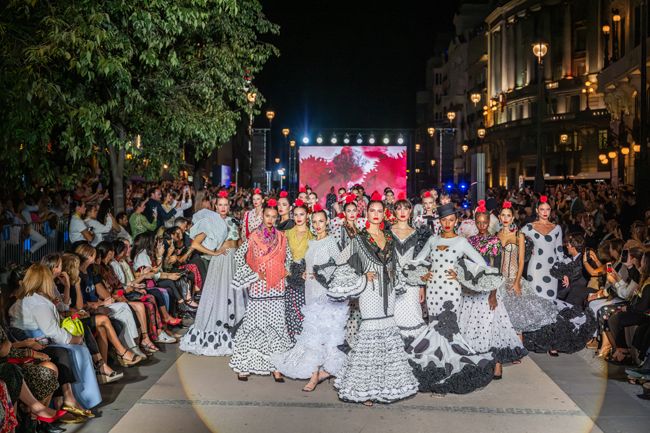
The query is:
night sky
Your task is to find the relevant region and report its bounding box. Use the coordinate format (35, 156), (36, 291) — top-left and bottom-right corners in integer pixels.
(256, 0), (459, 133)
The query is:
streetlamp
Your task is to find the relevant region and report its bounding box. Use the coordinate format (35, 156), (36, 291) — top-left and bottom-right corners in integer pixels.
(274, 157), (280, 164)
(427, 127), (436, 137)
(582, 81), (595, 110)
(612, 10), (621, 60)
(602, 24), (611, 67)
(532, 41), (549, 193)
(415, 143), (421, 152)
(265, 110), (275, 192)
(477, 126), (486, 139)
(447, 111), (456, 126)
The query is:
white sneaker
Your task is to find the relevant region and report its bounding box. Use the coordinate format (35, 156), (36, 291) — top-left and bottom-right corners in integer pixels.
(156, 331), (177, 344)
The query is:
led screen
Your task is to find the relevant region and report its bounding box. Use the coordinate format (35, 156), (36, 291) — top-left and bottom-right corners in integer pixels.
(299, 146), (407, 204)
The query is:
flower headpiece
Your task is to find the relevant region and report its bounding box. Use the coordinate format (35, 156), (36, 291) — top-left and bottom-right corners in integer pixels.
(313, 203), (323, 212)
(217, 190), (229, 198)
(423, 191), (432, 198)
(502, 200), (512, 209)
(299, 186), (307, 193)
(267, 198), (277, 208)
(345, 194), (356, 204)
(253, 188), (262, 195)
(294, 199), (305, 207)
(539, 195), (548, 204)
(397, 191), (407, 201)
(475, 199), (487, 213)
(370, 191), (383, 202)
(279, 191), (288, 198)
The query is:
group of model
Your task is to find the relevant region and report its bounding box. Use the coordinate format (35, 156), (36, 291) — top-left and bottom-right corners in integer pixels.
(180, 187), (595, 406)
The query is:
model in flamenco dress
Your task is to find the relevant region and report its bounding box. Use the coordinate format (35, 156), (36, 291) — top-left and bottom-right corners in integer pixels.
(283, 200), (313, 342)
(181, 191), (245, 356)
(242, 188), (264, 239)
(406, 203), (497, 394)
(390, 194), (428, 344)
(276, 191), (295, 232)
(329, 195), (366, 349)
(459, 207), (527, 380)
(316, 195), (419, 405)
(229, 201), (293, 381)
(412, 191), (440, 235)
(271, 206), (349, 392)
(519, 197), (596, 355)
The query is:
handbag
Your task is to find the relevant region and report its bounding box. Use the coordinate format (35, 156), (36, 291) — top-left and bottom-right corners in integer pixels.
(61, 314), (85, 337)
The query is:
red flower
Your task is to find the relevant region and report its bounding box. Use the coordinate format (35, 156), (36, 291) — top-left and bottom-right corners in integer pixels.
(345, 194), (356, 204)
(379, 222), (385, 230)
(218, 190), (228, 198)
(502, 200), (512, 209)
(253, 188), (262, 195)
(476, 199), (487, 213)
(279, 191), (288, 198)
(397, 191), (406, 201)
(370, 191), (383, 201)
(337, 212), (345, 219)
(362, 150), (407, 194)
(299, 186), (307, 193)
(365, 220), (371, 229)
(423, 191), (431, 198)
(267, 199), (277, 207)
(294, 199), (304, 207)
(313, 203), (323, 212)
(540, 195), (548, 203)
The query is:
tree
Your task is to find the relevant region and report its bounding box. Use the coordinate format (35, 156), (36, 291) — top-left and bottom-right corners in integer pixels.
(0, 0), (278, 210)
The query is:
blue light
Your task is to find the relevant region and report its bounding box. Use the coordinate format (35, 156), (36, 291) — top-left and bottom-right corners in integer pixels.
(302, 136), (310, 144)
(445, 183), (453, 190)
(459, 182), (467, 190)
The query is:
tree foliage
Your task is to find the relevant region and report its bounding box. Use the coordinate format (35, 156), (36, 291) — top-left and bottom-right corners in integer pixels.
(0, 0), (278, 196)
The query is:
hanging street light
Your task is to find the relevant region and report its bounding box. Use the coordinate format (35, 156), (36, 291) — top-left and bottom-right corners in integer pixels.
(427, 127), (436, 137)
(470, 93), (481, 106)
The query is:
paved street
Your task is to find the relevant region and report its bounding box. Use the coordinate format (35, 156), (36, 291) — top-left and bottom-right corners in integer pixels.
(63, 348), (646, 433)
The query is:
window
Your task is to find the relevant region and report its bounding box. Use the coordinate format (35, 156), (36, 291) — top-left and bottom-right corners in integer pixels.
(574, 27), (587, 52)
(598, 129), (608, 150)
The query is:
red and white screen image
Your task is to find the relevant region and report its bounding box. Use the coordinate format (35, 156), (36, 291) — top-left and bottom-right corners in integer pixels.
(298, 146), (407, 204)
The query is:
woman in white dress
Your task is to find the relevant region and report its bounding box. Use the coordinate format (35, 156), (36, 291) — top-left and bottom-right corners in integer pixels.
(229, 200), (293, 381)
(406, 203), (497, 394)
(390, 194), (428, 343)
(317, 193), (419, 405)
(271, 205), (349, 392)
(181, 191), (245, 356)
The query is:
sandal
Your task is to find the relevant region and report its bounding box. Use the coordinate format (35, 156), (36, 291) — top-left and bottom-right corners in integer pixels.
(62, 405), (95, 418)
(117, 350), (143, 367)
(94, 360), (124, 384)
(141, 341), (159, 354)
(166, 317), (182, 327)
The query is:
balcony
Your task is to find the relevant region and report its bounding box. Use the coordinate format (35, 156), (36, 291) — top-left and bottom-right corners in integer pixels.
(599, 37), (650, 88)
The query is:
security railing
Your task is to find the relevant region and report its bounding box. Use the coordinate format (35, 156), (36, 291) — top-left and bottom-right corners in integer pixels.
(1, 219), (69, 269)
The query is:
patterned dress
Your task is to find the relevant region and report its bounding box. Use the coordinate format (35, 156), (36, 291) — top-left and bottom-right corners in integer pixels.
(284, 227), (313, 342)
(271, 236), (348, 378)
(242, 209), (263, 239)
(317, 230), (419, 403)
(181, 215), (245, 356)
(521, 223), (564, 300)
(229, 227), (293, 375)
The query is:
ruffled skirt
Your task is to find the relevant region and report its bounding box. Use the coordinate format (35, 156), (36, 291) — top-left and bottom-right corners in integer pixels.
(334, 318), (419, 403)
(285, 261), (307, 343)
(180, 250), (246, 356)
(271, 298), (348, 379)
(501, 279), (558, 333)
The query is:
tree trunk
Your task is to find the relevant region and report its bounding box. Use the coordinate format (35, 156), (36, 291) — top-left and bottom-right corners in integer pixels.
(109, 125), (127, 213)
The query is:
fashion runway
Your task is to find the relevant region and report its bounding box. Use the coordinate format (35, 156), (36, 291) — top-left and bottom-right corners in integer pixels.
(108, 353), (606, 433)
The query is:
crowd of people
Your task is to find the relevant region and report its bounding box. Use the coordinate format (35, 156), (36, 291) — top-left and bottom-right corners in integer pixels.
(0, 177), (648, 429)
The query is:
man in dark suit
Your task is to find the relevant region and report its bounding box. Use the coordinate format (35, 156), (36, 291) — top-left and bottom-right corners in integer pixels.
(569, 189), (585, 219)
(551, 232), (594, 309)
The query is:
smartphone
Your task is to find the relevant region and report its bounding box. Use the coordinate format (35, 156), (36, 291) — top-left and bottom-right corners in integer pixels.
(606, 262), (613, 273)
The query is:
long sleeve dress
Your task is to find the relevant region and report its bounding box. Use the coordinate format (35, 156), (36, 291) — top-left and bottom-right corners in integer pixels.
(406, 235), (498, 394)
(271, 236), (349, 378)
(181, 211), (245, 356)
(228, 227), (294, 375)
(284, 227), (314, 342)
(316, 229), (419, 403)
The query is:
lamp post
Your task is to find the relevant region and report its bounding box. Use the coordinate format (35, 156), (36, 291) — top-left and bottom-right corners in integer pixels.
(602, 23), (611, 67)
(532, 41), (549, 193)
(265, 110), (275, 191)
(461, 143), (469, 183)
(470, 93), (481, 107)
(447, 111), (456, 126)
(560, 133), (569, 179)
(612, 10), (621, 61)
(582, 81), (595, 110)
(289, 139), (297, 195)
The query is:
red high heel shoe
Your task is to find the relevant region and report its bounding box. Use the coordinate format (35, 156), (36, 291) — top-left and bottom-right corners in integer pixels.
(166, 317), (182, 326)
(36, 409), (68, 423)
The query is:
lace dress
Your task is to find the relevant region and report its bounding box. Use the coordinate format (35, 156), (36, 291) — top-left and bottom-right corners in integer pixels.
(181, 215), (245, 356)
(229, 228), (294, 375)
(316, 230), (419, 403)
(271, 236), (348, 378)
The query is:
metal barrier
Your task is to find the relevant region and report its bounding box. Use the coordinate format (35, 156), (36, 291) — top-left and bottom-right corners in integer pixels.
(1, 219), (69, 269)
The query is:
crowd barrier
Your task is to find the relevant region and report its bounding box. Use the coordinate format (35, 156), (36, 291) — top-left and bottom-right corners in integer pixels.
(0, 219), (69, 269)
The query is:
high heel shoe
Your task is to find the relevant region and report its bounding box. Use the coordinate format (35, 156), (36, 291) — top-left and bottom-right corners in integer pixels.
(237, 374), (249, 382)
(548, 350), (559, 357)
(35, 409), (68, 423)
(165, 317), (182, 327)
(117, 350), (143, 367)
(272, 373), (285, 383)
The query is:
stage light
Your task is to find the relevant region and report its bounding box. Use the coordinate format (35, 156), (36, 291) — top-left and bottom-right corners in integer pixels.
(383, 136), (390, 144)
(356, 134), (363, 144)
(459, 182), (467, 190)
(397, 135), (404, 144)
(316, 135), (324, 144)
(368, 135), (376, 145)
(344, 134), (350, 144)
(302, 136), (310, 144)
(331, 135), (338, 144)
(445, 183), (453, 190)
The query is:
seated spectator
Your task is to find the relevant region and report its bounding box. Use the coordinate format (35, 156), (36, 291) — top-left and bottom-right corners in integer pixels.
(115, 211), (133, 244)
(84, 203), (114, 247)
(624, 221), (648, 250)
(552, 232), (593, 308)
(68, 200), (94, 247)
(129, 198), (157, 240)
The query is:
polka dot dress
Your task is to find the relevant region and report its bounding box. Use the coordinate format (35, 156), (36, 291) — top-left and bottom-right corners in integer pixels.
(521, 224), (564, 300)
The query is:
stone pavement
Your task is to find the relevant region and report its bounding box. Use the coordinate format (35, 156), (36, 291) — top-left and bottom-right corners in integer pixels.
(63, 347), (650, 433)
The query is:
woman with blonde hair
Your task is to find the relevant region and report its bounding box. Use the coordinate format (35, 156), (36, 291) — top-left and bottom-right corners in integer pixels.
(9, 264), (102, 409)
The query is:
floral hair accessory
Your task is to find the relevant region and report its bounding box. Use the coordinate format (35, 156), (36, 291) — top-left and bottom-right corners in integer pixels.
(267, 198), (277, 207)
(365, 220), (371, 229)
(294, 199), (305, 207)
(397, 191), (407, 201)
(313, 203), (323, 212)
(345, 194), (356, 204)
(370, 191), (382, 201)
(540, 195), (548, 204)
(279, 191), (288, 198)
(299, 186), (307, 193)
(475, 199), (487, 213)
(253, 188), (262, 195)
(423, 191), (432, 198)
(217, 190), (229, 198)
(337, 212), (345, 219)
(502, 200), (512, 209)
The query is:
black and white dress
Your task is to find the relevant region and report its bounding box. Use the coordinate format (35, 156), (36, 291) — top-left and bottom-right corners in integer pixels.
(406, 235), (496, 394)
(271, 236), (348, 379)
(521, 223), (564, 300)
(392, 227), (429, 343)
(317, 230), (419, 403)
(180, 213), (245, 356)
